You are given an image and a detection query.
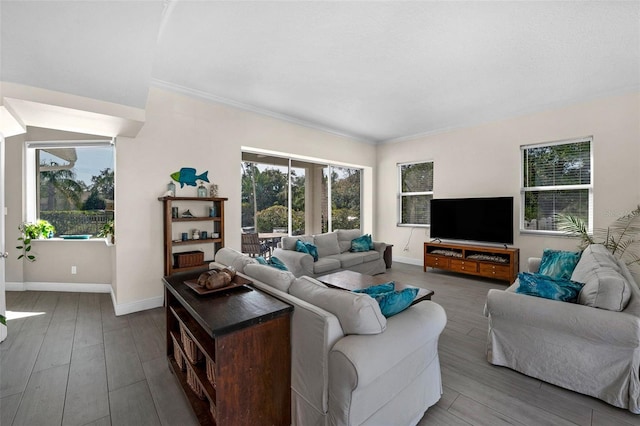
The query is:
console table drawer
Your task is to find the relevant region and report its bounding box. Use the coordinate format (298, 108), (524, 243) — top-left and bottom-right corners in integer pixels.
(450, 259), (478, 273)
(425, 255), (450, 268)
(479, 264), (511, 280)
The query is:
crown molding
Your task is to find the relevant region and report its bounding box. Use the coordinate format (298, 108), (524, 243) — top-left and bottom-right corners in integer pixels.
(150, 79), (376, 145)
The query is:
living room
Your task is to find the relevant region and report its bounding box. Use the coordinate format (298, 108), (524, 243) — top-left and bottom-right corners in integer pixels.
(1, 1), (639, 425)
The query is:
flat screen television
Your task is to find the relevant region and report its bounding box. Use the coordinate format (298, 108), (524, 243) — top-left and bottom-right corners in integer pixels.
(430, 197), (514, 245)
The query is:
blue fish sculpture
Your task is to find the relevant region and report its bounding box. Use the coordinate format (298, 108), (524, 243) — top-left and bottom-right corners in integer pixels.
(170, 168), (209, 188)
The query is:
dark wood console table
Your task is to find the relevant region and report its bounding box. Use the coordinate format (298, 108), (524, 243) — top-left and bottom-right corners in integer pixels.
(163, 271), (293, 425)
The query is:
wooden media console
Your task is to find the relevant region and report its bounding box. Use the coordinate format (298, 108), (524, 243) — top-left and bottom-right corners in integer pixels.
(424, 241), (519, 283)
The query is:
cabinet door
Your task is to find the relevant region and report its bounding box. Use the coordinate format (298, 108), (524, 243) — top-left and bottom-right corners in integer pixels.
(425, 255), (450, 268)
(450, 259), (478, 273)
(479, 263), (511, 280)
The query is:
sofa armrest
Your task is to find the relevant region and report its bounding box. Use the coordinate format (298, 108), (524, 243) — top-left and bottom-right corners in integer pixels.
(272, 248), (314, 277)
(485, 289), (640, 347)
(328, 301), (446, 425)
(373, 241), (387, 254)
(528, 257), (541, 273)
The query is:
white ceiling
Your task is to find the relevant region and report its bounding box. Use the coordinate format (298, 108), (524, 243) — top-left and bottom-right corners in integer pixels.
(2, 1), (639, 143)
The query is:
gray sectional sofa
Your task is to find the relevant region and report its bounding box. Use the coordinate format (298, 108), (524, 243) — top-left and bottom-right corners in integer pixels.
(272, 229), (387, 277)
(211, 247), (447, 426)
(485, 244), (640, 413)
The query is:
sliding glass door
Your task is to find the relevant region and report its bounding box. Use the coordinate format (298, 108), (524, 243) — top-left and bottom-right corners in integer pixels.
(241, 152), (362, 236)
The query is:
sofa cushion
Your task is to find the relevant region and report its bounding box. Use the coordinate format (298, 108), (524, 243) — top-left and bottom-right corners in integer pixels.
(515, 272), (585, 303)
(538, 248), (581, 280)
(327, 252), (365, 269)
(313, 257), (342, 274)
(244, 263), (296, 292)
(314, 232), (341, 257)
(289, 276), (386, 334)
(282, 235), (313, 251)
(361, 250), (381, 263)
(571, 244), (632, 311)
(337, 229), (362, 253)
(351, 235), (372, 252)
(571, 244), (622, 280)
(214, 247), (257, 273)
(577, 269), (631, 311)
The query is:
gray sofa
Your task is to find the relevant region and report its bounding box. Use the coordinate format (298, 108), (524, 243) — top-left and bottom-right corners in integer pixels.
(484, 244), (640, 413)
(272, 230), (387, 277)
(212, 247), (447, 426)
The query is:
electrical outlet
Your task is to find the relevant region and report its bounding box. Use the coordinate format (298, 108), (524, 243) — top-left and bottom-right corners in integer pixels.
(71, 266), (77, 275)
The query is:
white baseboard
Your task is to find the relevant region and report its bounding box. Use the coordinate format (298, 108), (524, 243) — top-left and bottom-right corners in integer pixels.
(6, 281), (112, 293)
(112, 294), (164, 316)
(5, 281), (164, 316)
(393, 256), (423, 266)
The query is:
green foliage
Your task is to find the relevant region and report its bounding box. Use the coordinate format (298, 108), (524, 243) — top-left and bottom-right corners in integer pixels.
(0, 314), (5, 326)
(331, 208), (360, 230)
(40, 211), (113, 236)
(257, 205), (288, 233)
(98, 219), (114, 238)
(556, 206), (640, 273)
(83, 190), (106, 210)
(242, 161), (361, 234)
(16, 220), (55, 261)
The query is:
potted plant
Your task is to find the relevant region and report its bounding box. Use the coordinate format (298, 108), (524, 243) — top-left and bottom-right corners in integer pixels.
(556, 205), (640, 274)
(16, 219), (56, 261)
(98, 219), (115, 244)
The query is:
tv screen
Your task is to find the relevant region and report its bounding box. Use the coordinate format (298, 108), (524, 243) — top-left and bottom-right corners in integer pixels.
(430, 197), (514, 245)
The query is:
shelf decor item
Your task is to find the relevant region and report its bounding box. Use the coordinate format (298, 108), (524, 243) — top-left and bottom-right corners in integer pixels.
(173, 250), (204, 268)
(171, 167), (209, 188)
(209, 183), (219, 197)
(167, 181), (176, 197)
(197, 180), (208, 198)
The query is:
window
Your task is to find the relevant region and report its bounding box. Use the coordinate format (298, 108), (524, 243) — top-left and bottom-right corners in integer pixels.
(521, 137), (592, 233)
(398, 161), (433, 226)
(241, 151), (362, 235)
(26, 140), (115, 237)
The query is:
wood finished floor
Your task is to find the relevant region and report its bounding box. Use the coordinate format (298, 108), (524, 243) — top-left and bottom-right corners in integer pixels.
(1, 262), (638, 425)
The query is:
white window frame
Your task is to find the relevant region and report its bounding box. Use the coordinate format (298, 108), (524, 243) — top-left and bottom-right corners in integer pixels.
(520, 136), (593, 235)
(397, 160), (434, 227)
(25, 139), (115, 224)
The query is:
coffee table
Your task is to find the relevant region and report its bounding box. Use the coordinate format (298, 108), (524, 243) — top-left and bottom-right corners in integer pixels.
(316, 270), (434, 305)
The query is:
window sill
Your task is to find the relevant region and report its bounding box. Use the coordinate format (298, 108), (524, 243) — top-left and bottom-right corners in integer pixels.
(32, 237), (112, 245)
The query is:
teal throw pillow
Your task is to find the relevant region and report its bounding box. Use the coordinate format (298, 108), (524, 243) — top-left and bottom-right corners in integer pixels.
(269, 256), (288, 271)
(353, 282), (395, 295)
(351, 235), (372, 252)
(295, 239), (310, 255)
(538, 249), (581, 280)
(373, 288), (419, 317)
(515, 272), (584, 303)
(367, 234), (374, 250)
(304, 242), (319, 262)
(256, 256), (268, 265)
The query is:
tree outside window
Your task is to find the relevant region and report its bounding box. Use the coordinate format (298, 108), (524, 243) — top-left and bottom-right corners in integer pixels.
(398, 161), (433, 226)
(33, 143), (115, 236)
(521, 138), (592, 232)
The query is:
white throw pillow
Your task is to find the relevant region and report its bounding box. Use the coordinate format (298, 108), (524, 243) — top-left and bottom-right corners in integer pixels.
(572, 244), (631, 311)
(244, 263), (296, 293)
(289, 276), (387, 335)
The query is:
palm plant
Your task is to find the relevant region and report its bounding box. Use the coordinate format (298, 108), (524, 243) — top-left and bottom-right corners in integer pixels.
(556, 206), (640, 272)
(39, 162), (84, 210)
